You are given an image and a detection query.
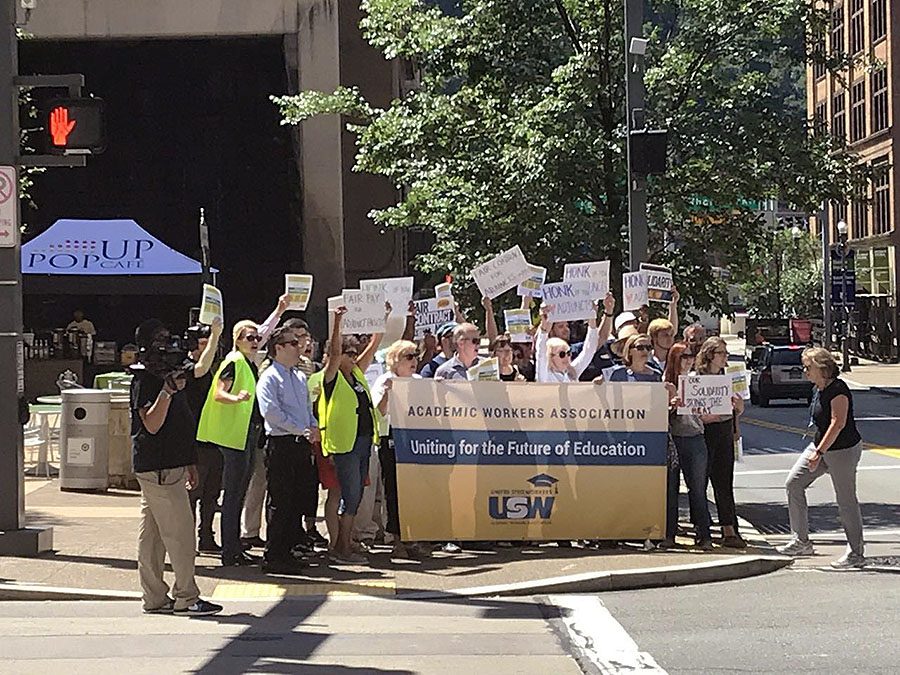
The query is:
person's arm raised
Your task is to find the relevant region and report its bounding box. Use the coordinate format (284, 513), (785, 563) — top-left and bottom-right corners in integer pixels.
(193, 318), (223, 379)
(324, 307), (346, 384)
(258, 293), (291, 350)
(598, 292), (615, 345)
(483, 296), (499, 343)
(668, 286), (680, 335)
(535, 304), (552, 383)
(356, 302), (391, 373)
(401, 300), (416, 342)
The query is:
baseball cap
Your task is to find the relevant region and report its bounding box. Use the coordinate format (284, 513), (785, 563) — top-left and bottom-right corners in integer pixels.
(614, 312), (638, 334)
(436, 322), (457, 338)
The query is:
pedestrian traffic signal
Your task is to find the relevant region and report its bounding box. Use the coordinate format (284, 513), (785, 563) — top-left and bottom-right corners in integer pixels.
(43, 98), (106, 154)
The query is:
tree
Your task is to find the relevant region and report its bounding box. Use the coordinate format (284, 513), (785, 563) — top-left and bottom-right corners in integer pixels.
(274, 0), (866, 317)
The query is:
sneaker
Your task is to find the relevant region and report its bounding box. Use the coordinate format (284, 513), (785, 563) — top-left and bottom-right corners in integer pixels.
(656, 537), (677, 550)
(306, 528), (329, 549)
(697, 539), (714, 551)
(331, 551), (368, 565)
(222, 552), (260, 567)
(173, 599), (223, 617)
(776, 538), (815, 556)
(722, 535), (748, 549)
(143, 597), (175, 614)
(830, 550), (865, 570)
(240, 536), (266, 549)
(262, 558), (308, 575)
(440, 542), (462, 554)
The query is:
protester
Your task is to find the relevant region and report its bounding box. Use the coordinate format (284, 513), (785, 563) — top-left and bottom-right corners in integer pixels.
(420, 322), (457, 377)
(184, 319), (225, 554)
(491, 335), (525, 381)
(696, 336), (746, 548)
(606, 334), (663, 382)
(777, 348), (865, 568)
(197, 320), (264, 566)
(318, 305), (386, 564)
(256, 326), (319, 574)
(130, 319), (222, 616)
(511, 341), (536, 381)
(308, 362), (341, 550)
(372, 339), (427, 559)
(683, 322), (707, 352)
(536, 298), (610, 383)
(663, 342), (713, 550)
(434, 322), (482, 380)
(648, 318), (676, 372)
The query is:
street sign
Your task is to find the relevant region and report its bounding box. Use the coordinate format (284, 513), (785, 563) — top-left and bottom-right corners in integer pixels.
(43, 97), (106, 154)
(0, 165), (17, 248)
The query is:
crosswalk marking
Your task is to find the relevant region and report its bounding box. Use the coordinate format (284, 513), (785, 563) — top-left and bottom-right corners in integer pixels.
(211, 579), (395, 599)
(742, 418), (900, 460)
(736, 464), (900, 476)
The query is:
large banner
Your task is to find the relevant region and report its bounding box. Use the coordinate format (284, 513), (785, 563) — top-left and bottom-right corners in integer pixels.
(389, 380), (668, 541)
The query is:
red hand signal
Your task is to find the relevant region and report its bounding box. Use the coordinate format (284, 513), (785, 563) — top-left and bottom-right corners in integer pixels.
(50, 106), (77, 146)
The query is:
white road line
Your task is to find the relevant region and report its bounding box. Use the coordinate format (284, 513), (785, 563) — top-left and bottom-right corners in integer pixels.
(855, 416), (900, 421)
(736, 465), (900, 476)
(547, 594), (666, 674)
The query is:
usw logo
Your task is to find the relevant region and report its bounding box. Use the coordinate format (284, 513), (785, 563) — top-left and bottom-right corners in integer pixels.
(488, 495), (555, 520)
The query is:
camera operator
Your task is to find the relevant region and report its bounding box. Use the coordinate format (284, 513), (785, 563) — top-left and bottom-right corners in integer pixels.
(183, 318), (224, 554)
(130, 319), (222, 617)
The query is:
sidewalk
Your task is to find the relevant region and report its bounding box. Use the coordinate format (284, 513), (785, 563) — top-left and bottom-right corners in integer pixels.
(1, 478), (791, 601)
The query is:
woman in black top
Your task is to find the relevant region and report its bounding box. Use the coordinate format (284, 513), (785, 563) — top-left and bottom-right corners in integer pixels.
(777, 348), (865, 568)
(491, 335), (525, 382)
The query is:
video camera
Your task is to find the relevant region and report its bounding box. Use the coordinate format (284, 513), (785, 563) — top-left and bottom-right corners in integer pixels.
(139, 334), (193, 380)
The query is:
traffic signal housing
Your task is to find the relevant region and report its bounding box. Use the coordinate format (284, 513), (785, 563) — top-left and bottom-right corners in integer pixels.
(43, 97), (106, 154)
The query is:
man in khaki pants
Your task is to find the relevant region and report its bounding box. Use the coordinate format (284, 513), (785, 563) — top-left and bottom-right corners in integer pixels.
(131, 319), (222, 616)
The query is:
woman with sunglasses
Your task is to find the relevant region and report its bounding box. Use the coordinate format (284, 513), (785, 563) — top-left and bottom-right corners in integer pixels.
(371, 339), (427, 558)
(606, 334), (663, 383)
(536, 300), (606, 383)
(696, 336), (746, 548)
(663, 342), (713, 550)
(196, 320), (265, 567)
(491, 335), (526, 382)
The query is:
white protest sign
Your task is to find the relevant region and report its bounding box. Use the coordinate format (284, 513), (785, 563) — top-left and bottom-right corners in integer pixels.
(467, 357), (500, 381)
(414, 298), (454, 339)
(504, 309), (533, 343)
(361, 277), (414, 317)
(199, 284), (223, 325)
(726, 364), (751, 401)
(434, 282), (454, 310)
(640, 263), (674, 303)
(471, 245), (532, 299)
(564, 261), (610, 300)
(341, 288), (386, 335)
(541, 280), (595, 322)
(622, 271), (648, 311)
(327, 294), (344, 335)
(517, 264), (546, 297)
(285, 274), (313, 311)
(678, 374), (734, 416)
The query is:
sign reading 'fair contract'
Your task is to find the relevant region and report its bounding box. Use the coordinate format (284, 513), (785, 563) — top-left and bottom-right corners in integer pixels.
(471, 245), (532, 299)
(542, 280), (594, 322)
(413, 298), (454, 339)
(342, 288), (386, 335)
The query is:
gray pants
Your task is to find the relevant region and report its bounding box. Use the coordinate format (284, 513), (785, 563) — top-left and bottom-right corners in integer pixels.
(785, 441), (864, 555)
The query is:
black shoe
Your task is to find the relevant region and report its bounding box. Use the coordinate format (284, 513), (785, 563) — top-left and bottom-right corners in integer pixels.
(223, 552), (259, 567)
(143, 597), (175, 614)
(292, 539), (314, 556)
(262, 558), (308, 575)
(240, 536), (266, 549)
(173, 599), (223, 617)
(306, 528), (329, 549)
(198, 541), (222, 554)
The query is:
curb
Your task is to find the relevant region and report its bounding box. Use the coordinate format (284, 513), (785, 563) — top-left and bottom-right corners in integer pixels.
(396, 555), (794, 600)
(0, 583), (141, 602)
(870, 386), (900, 398)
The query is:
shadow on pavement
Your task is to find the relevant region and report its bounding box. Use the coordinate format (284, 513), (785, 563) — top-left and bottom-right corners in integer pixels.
(738, 500), (900, 534)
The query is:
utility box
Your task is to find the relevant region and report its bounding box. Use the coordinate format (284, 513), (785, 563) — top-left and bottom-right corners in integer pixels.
(59, 389), (111, 491)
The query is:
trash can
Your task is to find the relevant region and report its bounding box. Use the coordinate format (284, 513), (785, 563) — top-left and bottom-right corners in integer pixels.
(59, 389), (111, 491)
(108, 394), (136, 490)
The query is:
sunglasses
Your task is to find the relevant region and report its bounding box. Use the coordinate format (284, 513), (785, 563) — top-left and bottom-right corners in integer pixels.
(243, 334), (261, 343)
(632, 344), (652, 352)
(343, 349), (359, 357)
(402, 353), (417, 361)
(680, 353), (695, 360)
(554, 350), (571, 358)
(459, 336), (480, 344)
(278, 339), (300, 347)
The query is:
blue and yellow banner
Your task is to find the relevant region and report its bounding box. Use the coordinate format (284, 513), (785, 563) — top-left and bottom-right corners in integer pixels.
(389, 380), (669, 541)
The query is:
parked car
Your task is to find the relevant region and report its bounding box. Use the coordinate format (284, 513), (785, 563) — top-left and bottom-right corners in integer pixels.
(743, 318), (792, 362)
(748, 344), (813, 407)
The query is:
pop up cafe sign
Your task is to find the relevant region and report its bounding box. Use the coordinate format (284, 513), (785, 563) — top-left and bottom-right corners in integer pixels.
(471, 245), (532, 299)
(678, 374), (734, 416)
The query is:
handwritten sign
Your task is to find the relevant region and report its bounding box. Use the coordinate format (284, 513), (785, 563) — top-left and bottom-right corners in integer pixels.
(471, 245), (532, 299)
(678, 374), (734, 416)
(199, 284), (223, 325)
(504, 308), (533, 343)
(564, 261), (610, 300)
(640, 263), (673, 303)
(541, 280), (594, 322)
(414, 298), (454, 339)
(361, 277), (414, 317)
(467, 357), (500, 381)
(517, 264), (547, 297)
(622, 271), (648, 311)
(435, 282), (454, 310)
(342, 288), (386, 335)
(285, 274), (313, 311)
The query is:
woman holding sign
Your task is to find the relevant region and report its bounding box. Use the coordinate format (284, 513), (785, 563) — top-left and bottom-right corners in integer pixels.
(536, 296), (612, 383)
(696, 337), (746, 548)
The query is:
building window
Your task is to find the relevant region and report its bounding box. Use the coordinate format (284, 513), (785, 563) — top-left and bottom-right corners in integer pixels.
(849, 0), (865, 54)
(831, 4), (845, 57)
(815, 101), (828, 134)
(871, 0), (887, 43)
(813, 29), (827, 80)
(832, 90), (846, 141)
(851, 198), (868, 239)
(871, 68), (888, 133)
(873, 161), (891, 235)
(850, 79), (866, 142)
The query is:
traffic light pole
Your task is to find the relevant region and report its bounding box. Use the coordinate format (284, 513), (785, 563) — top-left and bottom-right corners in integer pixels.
(0, 0), (52, 555)
(624, 0), (648, 272)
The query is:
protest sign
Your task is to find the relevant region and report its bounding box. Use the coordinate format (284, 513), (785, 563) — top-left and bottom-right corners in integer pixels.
(504, 308), (533, 343)
(341, 288), (386, 335)
(726, 365), (751, 401)
(622, 271), (648, 311)
(413, 298), (454, 339)
(640, 263), (674, 303)
(434, 282), (454, 310)
(327, 294), (343, 335)
(199, 284), (223, 325)
(467, 357), (500, 381)
(564, 261), (610, 300)
(678, 374), (734, 415)
(517, 264), (546, 297)
(390, 380), (668, 541)
(541, 280), (594, 322)
(471, 245), (532, 299)
(361, 277), (414, 317)
(285, 274), (313, 311)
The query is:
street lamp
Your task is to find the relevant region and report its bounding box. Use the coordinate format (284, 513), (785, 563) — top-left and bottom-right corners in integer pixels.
(836, 220), (852, 372)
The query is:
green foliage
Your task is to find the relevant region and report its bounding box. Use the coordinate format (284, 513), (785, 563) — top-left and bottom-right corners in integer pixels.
(273, 0), (867, 316)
